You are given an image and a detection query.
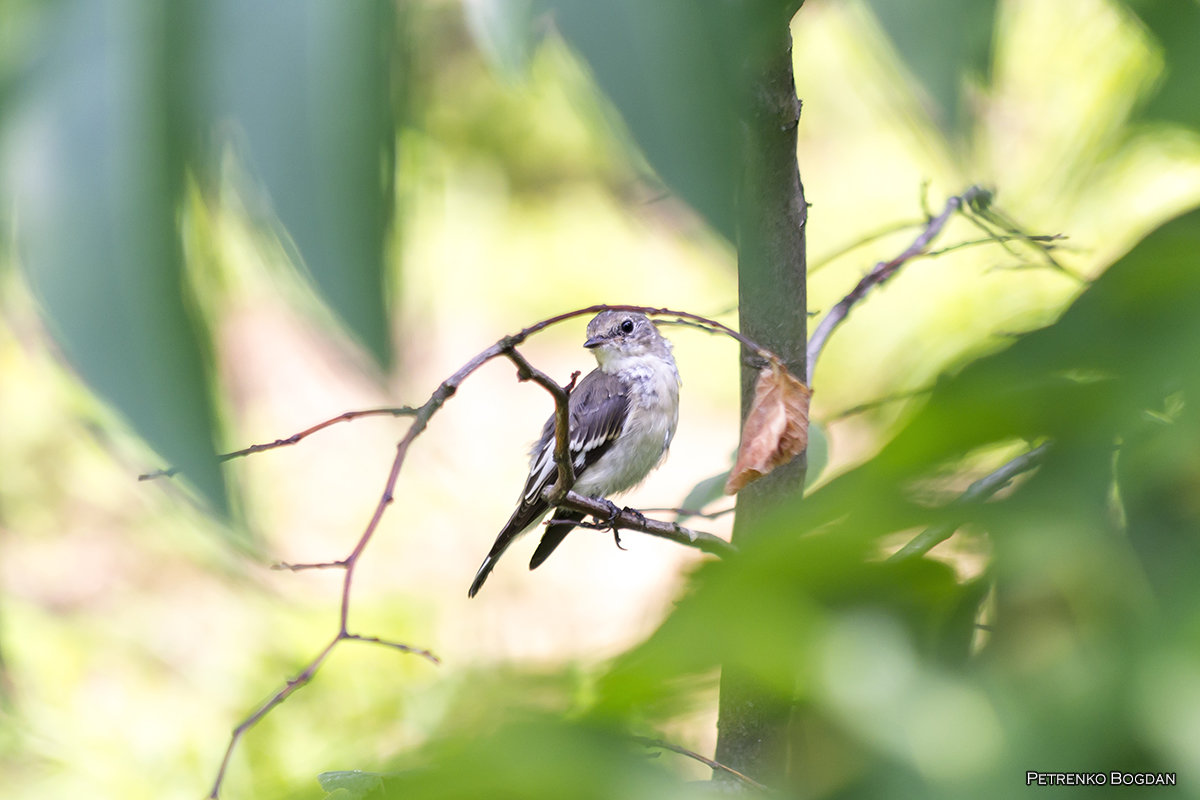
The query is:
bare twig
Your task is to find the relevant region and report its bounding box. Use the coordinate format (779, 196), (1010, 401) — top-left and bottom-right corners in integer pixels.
(207, 639), (341, 799)
(504, 348), (576, 497)
(505, 304), (781, 365)
(961, 191), (1082, 280)
(634, 736), (768, 791)
(138, 407), (418, 481)
(808, 218), (925, 275)
(639, 505), (738, 521)
(205, 629), (440, 799)
(271, 559), (346, 571)
(343, 633), (440, 661)
(202, 304), (775, 797)
(889, 443), (1050, 561)
(825, 387), (934, 422)
(548, 491), (736, 558)
(925, 233), (1064, 259)
(807, 187), (987, 385)
(505, 345), (733, 558)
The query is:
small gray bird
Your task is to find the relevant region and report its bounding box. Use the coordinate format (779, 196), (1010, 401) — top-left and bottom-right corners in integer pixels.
(468, 310), (681, 597)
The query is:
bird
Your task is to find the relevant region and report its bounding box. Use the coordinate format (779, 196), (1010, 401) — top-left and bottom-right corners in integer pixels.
(468, 310), (681, 597)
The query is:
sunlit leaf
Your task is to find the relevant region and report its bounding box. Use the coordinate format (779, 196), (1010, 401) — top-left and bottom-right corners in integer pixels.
(1127, 0), (1200, 130)
(677, 470), (729, 521)
(318, 770), (385, 798)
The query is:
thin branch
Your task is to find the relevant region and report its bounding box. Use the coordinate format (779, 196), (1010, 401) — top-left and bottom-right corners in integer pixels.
(146, 307), (784, 485)
(343, 633), (440, 664)
(889, 443), (1050, 561)
(634, 736), (768, 792)
(925, 232), (1064, 259)
(205, 629), (440, 799)
(808, 218), (925, 275)
(271, 560), (346, 572)
(807, 187), (987, 385)
(138, 407), (418, 481)
(639, 505), (738, 521)
(204, 304), (774, 797)
(503, 304), (782, 366)
(207, 637), (340, 799)
(962, 191), (1083, 280)
(825, 387), (933, 422)
(550, 491), (736, 558)
(503, 348), (576, 497)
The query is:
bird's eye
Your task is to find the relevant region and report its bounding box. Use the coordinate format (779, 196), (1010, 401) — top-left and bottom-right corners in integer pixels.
(620, 319), (635, 334)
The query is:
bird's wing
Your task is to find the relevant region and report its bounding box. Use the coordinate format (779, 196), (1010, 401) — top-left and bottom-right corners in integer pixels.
(521, 368), (629, 505)
(520, 370), (628, 572)
(468, 370), (628, 597)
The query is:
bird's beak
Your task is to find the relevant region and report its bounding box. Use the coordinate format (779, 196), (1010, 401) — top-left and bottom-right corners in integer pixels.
(583, 335), (604, 348)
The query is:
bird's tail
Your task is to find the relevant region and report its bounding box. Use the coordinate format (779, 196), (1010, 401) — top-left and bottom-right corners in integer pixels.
(468, 499), (547, 598)
(467, 554), (499, 598)
(529, 510), (586, 570)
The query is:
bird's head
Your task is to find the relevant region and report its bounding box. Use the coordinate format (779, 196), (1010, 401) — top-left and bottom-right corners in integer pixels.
(583, 310), (670, 369)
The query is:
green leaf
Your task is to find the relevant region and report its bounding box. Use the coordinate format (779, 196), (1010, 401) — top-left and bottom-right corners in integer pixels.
(7, 0), (228, 514)
(1127, 0), (1200, 130)
(861, 0), (998, 137)
(677, 471), (729, 521)
(369, 716), (684, 800)
(201, 0), (400, 369)
(599, 207), (1200, 789)
(547, 0), (766, 240)
(318, 771), (385, 799)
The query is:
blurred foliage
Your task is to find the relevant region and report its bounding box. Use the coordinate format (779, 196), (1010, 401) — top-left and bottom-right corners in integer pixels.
(2, 0), (1200, 798)
(861, 0), (997, 139)
(0, 0), (404, 513)
(593, 207), (1200, 797)
(1126, 0), (1200, 130)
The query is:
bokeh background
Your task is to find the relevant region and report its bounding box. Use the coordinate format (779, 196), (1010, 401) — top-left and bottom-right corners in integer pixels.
(2, 0), (1200, 797)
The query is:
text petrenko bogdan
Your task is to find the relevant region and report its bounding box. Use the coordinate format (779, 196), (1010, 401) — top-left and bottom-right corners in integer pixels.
(1026, 772), (1177, 787)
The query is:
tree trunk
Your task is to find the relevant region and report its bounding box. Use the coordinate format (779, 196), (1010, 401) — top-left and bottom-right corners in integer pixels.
(713, 12), (808, 788)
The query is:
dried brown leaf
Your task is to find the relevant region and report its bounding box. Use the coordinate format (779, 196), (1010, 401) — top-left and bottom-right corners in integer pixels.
(725, 362), (811, 494)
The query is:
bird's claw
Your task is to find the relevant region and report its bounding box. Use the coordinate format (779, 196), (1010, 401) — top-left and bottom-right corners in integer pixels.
(596, 501), (647, 552)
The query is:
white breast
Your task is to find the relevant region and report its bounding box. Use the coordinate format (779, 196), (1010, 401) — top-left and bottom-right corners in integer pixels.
(573, 353), (681, 498)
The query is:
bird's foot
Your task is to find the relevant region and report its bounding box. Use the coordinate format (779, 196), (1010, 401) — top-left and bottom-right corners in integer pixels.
(613, 507), (647, 551)
(598, 498), (622, 527)
(592, 499), (626, 549)
(595, 501), (648, 551)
